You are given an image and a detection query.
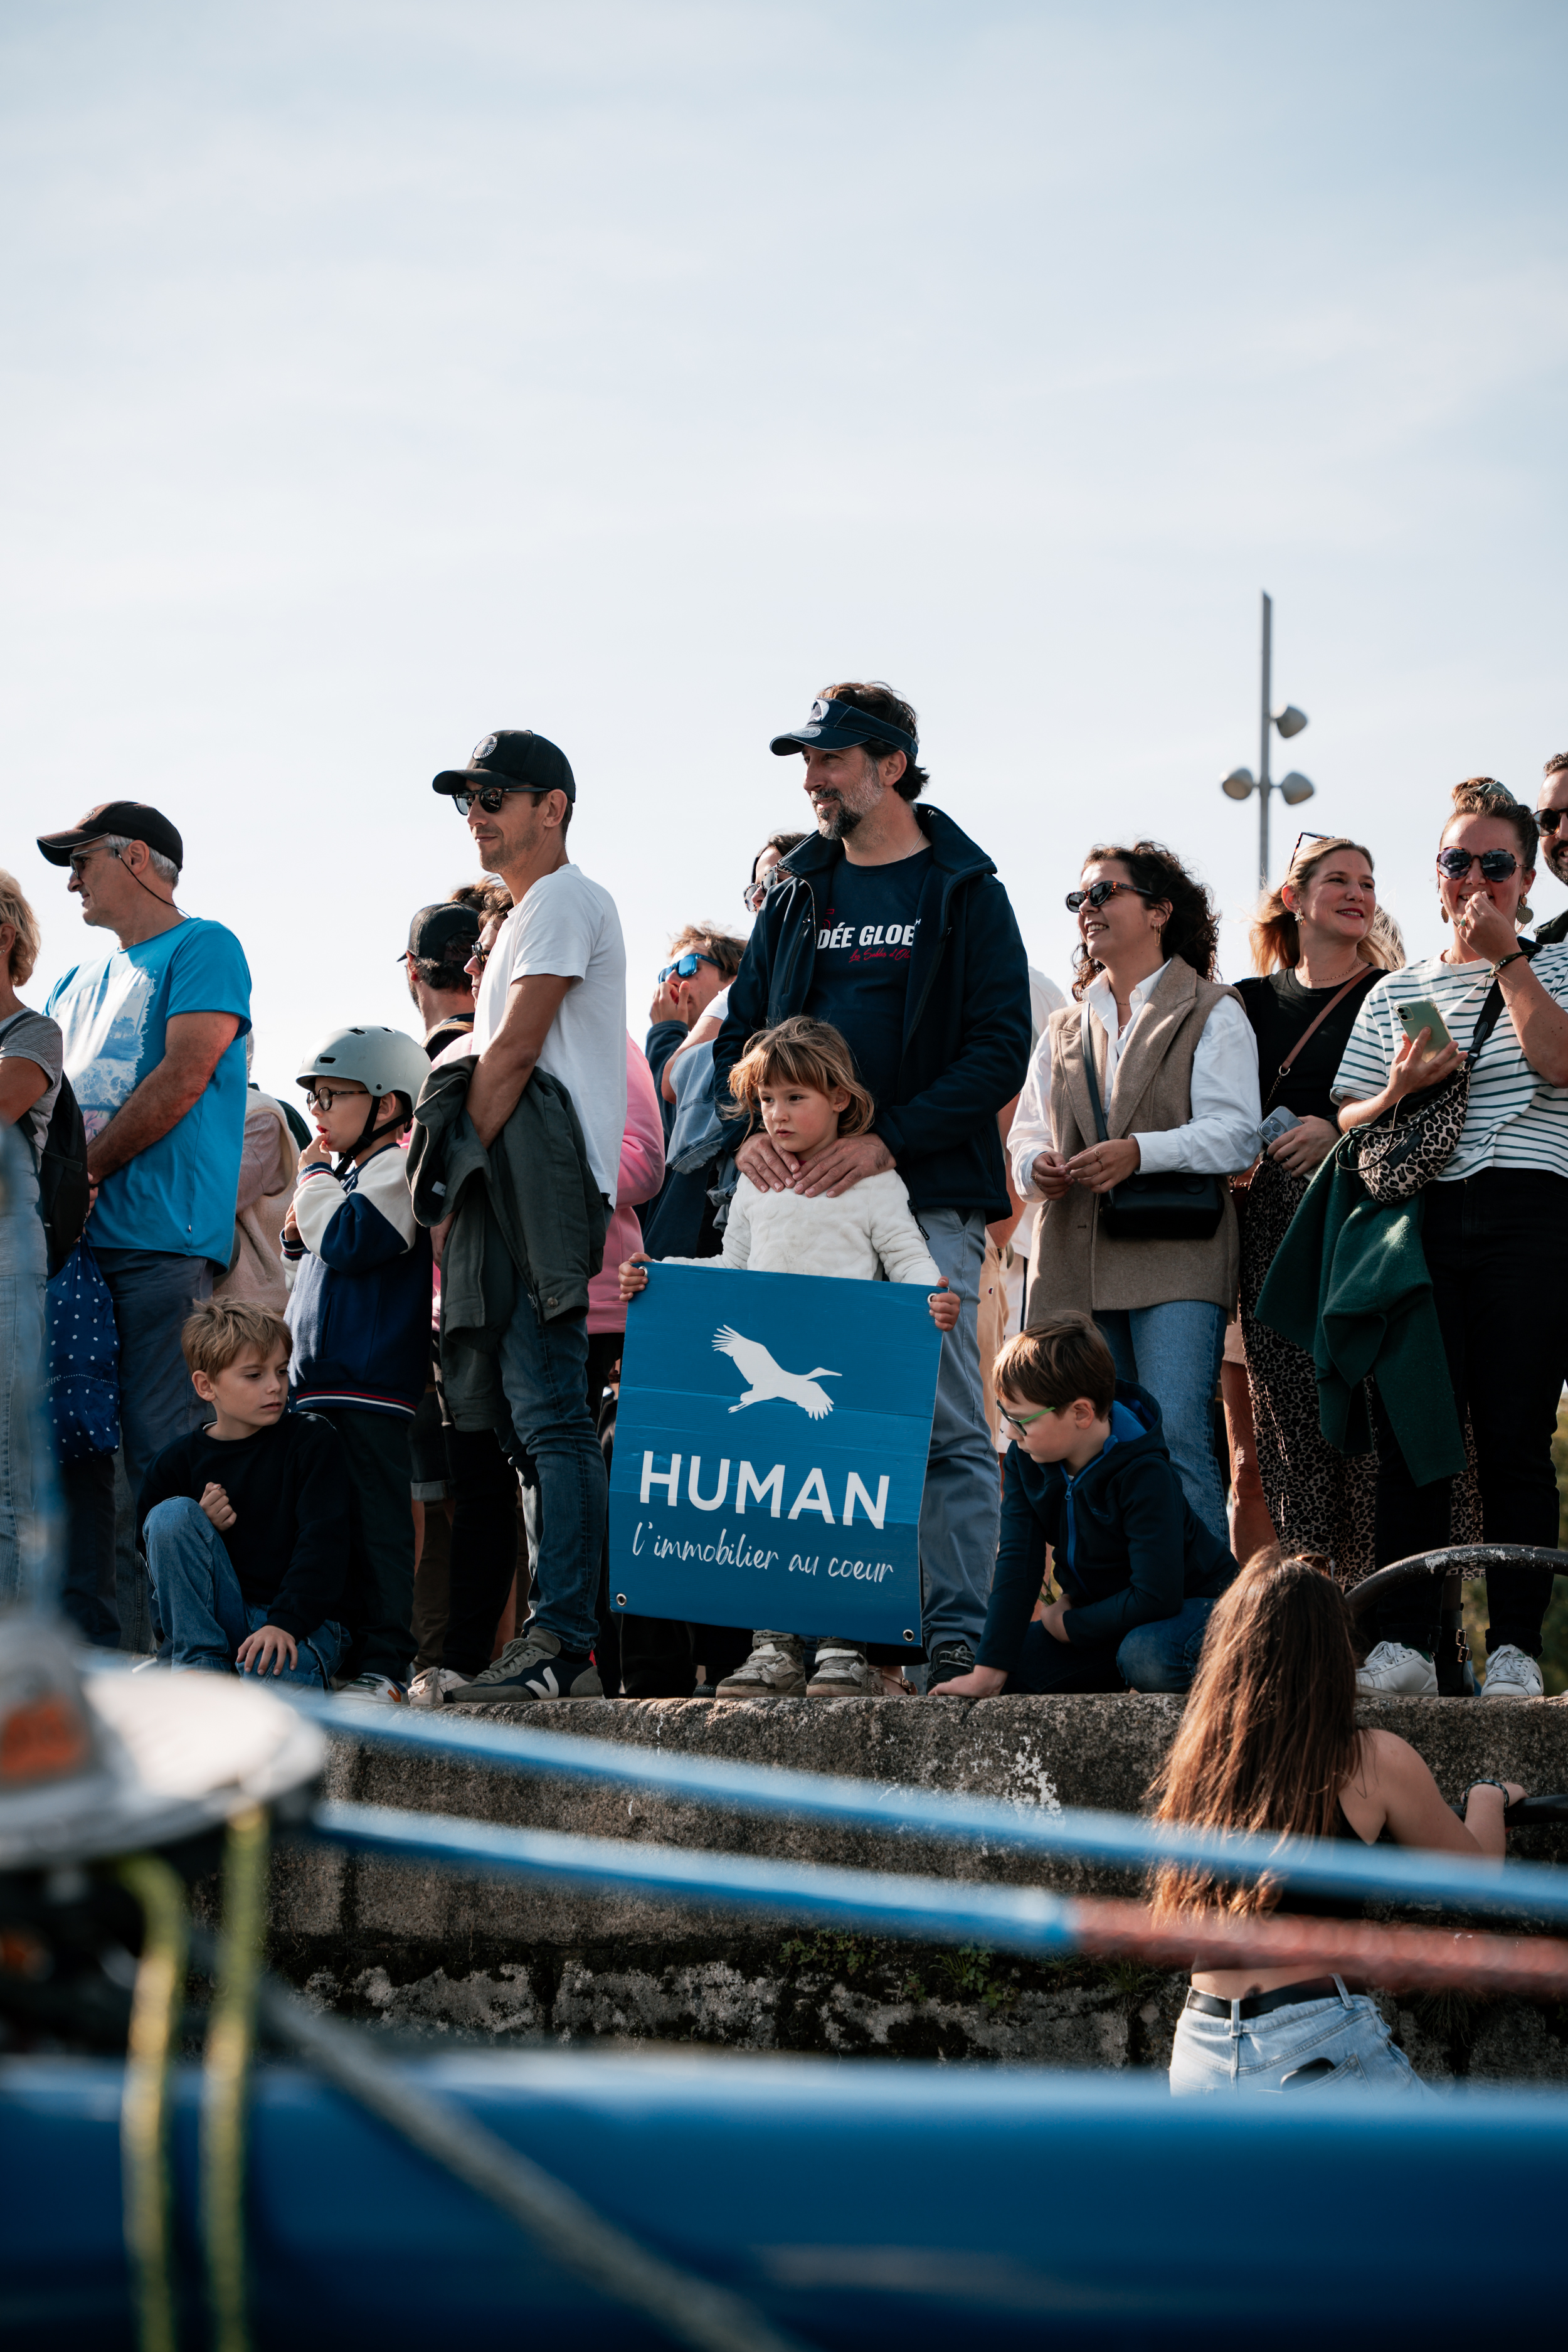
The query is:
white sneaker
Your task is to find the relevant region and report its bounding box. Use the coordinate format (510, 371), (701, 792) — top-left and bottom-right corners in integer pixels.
(406, 1667), (468, 1708)
(1354, 1640), (1438, 1697)
(1480, 1643), (1544, 1700)
(335, 1671), (407, 1703)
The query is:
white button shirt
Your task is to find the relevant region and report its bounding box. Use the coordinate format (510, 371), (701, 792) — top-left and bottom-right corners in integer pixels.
(1009, 962), (1262, 1197)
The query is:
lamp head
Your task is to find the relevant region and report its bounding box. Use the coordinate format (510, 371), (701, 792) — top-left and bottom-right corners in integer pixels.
(1274, 705), (1308, 739)
(1221, 767), (1256, 802)
(1279, 771), (1315, 807)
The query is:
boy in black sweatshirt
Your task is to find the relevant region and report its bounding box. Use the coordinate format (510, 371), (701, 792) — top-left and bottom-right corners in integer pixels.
(139, 1300), (349, 1683)
(932, 1312), (1237, 1699)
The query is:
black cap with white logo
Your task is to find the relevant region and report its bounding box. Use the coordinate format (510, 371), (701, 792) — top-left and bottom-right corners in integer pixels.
(432, 729), (576, 804)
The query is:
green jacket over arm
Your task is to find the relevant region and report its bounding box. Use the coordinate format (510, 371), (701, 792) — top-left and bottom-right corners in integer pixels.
(1254, 1141), (1464, 1488)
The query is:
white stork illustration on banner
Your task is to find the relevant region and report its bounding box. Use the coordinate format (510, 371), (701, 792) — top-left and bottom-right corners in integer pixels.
(712, 1327), (842, 1420)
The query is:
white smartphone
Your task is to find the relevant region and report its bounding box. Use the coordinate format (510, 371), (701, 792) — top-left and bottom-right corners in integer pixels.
(1397, 1000), (1454, 1055)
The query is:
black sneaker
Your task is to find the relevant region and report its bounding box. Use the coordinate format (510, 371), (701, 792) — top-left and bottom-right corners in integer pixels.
(924, 1638), (977, 1692)
(445, 1628), (603, 1707)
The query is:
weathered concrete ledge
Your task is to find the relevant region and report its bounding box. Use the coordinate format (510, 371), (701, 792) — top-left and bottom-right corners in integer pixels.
(265, 1695), (1568, 2083)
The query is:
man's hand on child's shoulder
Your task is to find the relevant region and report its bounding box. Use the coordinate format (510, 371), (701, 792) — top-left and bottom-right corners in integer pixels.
(788, 1133), (894, 1200)
(236, 1623), (298, 1677)
(200, 1482), (237, 1531)
(928, 1281), (960, 1331)
(619, 1251), (652, 1301)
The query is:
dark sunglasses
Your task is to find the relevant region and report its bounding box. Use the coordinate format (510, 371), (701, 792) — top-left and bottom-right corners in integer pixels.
(465, 938), (493, 969)
(1437, 847), (1518, 882)
(452, 783), (529, 817)
(657, 950), (720, 984)
(1537, 808), (1567, 834)
(743, 867), (790, 911)
(1064, 881), (1156, 913)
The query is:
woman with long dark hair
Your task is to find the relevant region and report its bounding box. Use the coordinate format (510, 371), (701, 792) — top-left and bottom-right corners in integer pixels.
(1334, 778), (1568, 1699)
(1229, 835), (1402, 1584)
(1013, 840), (1260, 1547)
(1153, 1556), (1525, 2094)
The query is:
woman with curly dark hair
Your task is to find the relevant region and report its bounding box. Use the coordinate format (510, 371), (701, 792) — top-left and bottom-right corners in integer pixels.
(1010, 842), (1261, 1574)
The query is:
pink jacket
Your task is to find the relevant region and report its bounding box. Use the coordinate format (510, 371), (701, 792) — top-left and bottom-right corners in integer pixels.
(587, 1037), (667, 1335)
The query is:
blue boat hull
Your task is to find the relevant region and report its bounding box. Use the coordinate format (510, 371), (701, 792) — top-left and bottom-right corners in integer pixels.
(4, 2050), (1567, 2346)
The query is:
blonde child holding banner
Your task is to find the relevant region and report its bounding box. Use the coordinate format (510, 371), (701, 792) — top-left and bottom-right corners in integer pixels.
(620, 1015), (958, 1697)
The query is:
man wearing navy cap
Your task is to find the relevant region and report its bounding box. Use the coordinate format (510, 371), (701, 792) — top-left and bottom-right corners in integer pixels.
(37, 800), (252, 1645)
(715, 684), (1031, 1691)
(401, 898), (482, 1059)
(425, 729), (627, 1706)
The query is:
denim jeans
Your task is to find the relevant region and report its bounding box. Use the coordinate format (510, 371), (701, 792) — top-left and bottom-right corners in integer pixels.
(1096, 1301), (1228, 1545)
(143, 1495), (346, 1684)
(1169, 1980), (1428, 2095)
(917, 1209), (1002, 1655)
(497, 1295), (605, 1658)
(0, 1147), (48, 1608)
(1007, 1594), (1218, 1693)
(1372, 1169), (1568, 1657)
(92, 1249), (215, 1498)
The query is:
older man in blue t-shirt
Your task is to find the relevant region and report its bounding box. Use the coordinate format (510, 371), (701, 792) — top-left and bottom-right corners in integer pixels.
(40, 801), (251, 1640)
(714, 684), (1031, 1691)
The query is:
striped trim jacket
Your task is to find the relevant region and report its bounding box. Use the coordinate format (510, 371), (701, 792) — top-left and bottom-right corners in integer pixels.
(283, 1140), (433, 1418)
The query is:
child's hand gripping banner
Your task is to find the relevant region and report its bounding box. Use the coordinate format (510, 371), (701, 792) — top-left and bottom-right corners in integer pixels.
(610, 1264), (943, 1646)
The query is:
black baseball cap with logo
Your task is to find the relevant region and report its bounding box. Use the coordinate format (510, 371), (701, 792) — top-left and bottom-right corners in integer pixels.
(37, 800), (186, 871)
(432, 729), (576, 804)
(400, 902), (481, 964)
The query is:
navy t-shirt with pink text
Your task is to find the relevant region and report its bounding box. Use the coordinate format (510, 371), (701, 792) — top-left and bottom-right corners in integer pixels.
(804, 847), (933, 1110)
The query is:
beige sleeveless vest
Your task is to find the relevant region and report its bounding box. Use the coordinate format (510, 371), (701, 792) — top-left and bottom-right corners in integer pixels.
(1025, 959), (1243, 1322)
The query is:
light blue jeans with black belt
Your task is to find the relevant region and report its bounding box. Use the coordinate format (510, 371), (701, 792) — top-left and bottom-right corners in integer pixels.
(1169, 1978), (1428, 2095)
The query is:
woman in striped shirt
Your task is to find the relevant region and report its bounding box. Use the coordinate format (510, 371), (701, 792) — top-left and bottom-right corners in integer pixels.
(1332, 778), (1568, 1700)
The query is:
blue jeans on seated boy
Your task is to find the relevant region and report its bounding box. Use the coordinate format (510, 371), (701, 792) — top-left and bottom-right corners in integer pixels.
(1005, 1595), (1218, 1693)
(1168, 1978), (1426, 2095)
(1094, 1301), (1228, 1548)
(143, 1495), (346, 1686)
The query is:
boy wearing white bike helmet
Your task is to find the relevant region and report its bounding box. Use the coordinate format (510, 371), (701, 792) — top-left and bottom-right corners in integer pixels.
(283, 1024), (433, 1700)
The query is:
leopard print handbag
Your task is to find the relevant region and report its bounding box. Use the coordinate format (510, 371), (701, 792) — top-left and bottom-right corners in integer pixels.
(1341, 957), (1525, 1205)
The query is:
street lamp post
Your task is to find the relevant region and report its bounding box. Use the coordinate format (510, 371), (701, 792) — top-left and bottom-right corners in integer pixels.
(1220, 591), (1313, 891)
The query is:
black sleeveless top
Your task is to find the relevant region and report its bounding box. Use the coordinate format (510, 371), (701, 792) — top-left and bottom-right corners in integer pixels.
(1268, 1801), (1380, 1921)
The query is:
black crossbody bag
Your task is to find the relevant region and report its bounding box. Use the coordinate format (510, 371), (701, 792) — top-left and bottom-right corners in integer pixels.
(1079, 1002), (1226, 1242)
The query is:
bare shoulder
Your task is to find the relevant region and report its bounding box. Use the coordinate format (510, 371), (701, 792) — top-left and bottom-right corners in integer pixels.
(1359, 1727), (1435, 1789)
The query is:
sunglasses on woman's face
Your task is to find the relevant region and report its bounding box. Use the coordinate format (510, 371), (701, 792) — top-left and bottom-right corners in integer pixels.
(1064, 880), (1155, 913)
(657, 950), (720, 983)
(1436, 847), (1518, 882)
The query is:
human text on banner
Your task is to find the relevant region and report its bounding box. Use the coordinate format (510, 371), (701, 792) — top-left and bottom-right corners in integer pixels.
(609, 1264), (943, 1645)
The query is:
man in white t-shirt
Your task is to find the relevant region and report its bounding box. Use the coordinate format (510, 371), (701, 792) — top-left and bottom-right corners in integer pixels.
(430, 728), (627, 1704)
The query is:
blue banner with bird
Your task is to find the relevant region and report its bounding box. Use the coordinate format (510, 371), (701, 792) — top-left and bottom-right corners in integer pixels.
(609, 1263), (943, 1645)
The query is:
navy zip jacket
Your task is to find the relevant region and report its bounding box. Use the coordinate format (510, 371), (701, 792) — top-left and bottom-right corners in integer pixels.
(283, 1140), (432, 1417)
(977, 1382), (1237, 1670)
(713, 805), (1031, 1221)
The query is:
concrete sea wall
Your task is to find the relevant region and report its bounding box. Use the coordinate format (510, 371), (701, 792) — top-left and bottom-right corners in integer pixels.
(267, 1694), (1568, 2084)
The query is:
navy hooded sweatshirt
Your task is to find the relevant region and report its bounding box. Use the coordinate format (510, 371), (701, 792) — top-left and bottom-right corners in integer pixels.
(977, 1381), (1237, 1671)
(713, 805), (1030, 1222)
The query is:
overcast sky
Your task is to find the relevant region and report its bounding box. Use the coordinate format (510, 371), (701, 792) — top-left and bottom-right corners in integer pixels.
(4, 0), (1565, 1098)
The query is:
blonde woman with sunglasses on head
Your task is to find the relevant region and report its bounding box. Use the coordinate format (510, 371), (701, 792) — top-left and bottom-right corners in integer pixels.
(1229, 834), (1402, 1586)
(1333, 779), (1568, 1700)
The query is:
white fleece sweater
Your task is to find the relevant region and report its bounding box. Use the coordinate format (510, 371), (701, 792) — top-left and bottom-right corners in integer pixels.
(664, 1169), (940, 1286)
